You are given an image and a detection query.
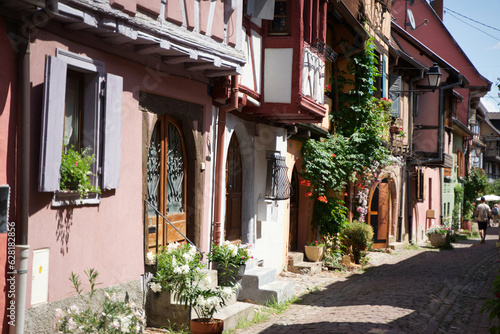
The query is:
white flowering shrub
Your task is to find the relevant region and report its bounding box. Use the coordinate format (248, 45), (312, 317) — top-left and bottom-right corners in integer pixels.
(147, 242), (237, 320)
(54, 269), (144, 333)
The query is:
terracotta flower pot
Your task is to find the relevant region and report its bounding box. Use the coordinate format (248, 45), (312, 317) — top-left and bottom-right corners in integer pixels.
(190, 318), (224, 334)
(304, 245), (325, 262)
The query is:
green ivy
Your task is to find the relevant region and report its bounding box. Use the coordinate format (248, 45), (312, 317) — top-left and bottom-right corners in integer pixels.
(301, 38), (393, 236)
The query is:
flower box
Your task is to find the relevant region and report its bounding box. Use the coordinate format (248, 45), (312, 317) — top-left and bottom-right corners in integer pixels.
(428, 233), (449, 247)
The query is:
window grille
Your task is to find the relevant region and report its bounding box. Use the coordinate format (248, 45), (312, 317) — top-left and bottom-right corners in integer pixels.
(265, 151), (290, 200)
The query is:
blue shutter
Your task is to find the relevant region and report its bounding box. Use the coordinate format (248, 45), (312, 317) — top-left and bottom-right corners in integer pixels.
(382, 55), (387, 97)
(389, 75), (401, 118)
(39, 56), (67, 192)
(101, 73), (123, 190)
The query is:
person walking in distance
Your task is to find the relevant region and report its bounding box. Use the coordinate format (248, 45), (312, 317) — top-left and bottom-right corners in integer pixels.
(492, 203), (499, 227)
(475, 196), (491, 243)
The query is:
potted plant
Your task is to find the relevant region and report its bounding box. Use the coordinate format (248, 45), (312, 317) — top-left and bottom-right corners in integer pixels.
(208, 241), (252, 287)
(60, 145), (101, 198)
(147, 243), (236, 333)
(426, 224), (451, 247)
(304, 239), (326, 262)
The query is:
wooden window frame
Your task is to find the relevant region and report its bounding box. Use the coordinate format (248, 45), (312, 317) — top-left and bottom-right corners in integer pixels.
(39, 49), (123, 206)
(268, 0), (291, 36)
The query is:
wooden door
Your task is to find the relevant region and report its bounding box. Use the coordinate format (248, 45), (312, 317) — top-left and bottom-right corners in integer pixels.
(147, 116), (187, 252)
(368, 179), (389, 249)
(289, 167), (299, 251)
(225, 135), (242, 242)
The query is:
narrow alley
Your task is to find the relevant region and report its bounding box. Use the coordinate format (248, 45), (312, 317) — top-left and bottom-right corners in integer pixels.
(236, 231), (500, 334)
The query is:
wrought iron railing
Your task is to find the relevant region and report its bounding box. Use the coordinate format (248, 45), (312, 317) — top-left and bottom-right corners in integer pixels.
(312, 38), (338, 62)
(265, 151), (291, 200)
(144, 200), (203, 259)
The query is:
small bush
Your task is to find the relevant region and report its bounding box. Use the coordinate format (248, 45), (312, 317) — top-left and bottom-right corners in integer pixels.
(340, 221), (374, 264)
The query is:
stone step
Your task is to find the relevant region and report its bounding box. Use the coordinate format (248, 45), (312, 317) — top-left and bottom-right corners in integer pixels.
(238, 279), (294, 305)
(288, 261), (322, 275)
(288, 251), (304, 265)
(211, 301), (255, 331)
(287, 251), (322, 276)
(240, 266), (277, 289)
(388, 242), (406, 251)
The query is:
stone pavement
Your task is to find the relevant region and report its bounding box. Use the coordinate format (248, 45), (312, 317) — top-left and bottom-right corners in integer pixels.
(234, 228), (500, 334)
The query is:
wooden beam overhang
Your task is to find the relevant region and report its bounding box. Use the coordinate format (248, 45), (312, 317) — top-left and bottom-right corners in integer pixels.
(0, 0), (246, 81)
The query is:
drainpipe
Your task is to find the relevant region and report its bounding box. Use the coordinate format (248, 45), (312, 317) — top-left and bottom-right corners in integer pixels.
(404, 69), (424, 243)
(12, 1), (58, 333)
(212, 75), (239, 246)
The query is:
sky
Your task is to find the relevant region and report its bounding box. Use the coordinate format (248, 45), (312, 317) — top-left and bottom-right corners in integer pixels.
(438, 0), (500, 112)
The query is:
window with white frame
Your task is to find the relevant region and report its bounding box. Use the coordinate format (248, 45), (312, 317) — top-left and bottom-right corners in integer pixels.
(39, 49), (123, 205)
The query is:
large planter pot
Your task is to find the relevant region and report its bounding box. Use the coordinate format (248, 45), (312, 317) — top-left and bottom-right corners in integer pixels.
(212, 262), (246, 287)
(145, 290), (190, 330)
(190, 318), (224, 334)
(428, 233), (449, 247)
(304, 245), (325, 262)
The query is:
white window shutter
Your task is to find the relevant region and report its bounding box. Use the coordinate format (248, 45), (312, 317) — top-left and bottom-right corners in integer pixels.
(39, 56), (67, 192)
(102, 73), (123, 190)
(389, 75), (402, 118)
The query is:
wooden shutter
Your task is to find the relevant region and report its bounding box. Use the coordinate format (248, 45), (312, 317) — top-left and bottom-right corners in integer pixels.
(382, 55), (387, 97)
(39, 56), (67, 192)
(389, 75), (401, 118)
(101, 73), (123, 190)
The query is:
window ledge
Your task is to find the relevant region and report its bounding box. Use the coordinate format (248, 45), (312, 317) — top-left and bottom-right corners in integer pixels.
(52, 191), (101, 207)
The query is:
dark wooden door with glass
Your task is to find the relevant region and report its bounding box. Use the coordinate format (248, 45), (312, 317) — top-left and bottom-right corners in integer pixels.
(147, 116), (187, 252)
(225, 135), (242, 242)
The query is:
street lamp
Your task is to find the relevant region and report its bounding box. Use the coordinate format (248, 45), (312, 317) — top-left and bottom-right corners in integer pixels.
(427, 63), (442, 90)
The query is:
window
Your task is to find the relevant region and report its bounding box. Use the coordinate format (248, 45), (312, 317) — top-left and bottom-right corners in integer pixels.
(269, 0), (291, 35)
(39, 49), (123, 205)
(416, 169), (425, 202)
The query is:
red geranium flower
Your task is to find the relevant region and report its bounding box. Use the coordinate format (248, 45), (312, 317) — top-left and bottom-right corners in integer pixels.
(305, 192), (313, 197)
(317, 196), (328, 203)
(300, 179), (311, 187)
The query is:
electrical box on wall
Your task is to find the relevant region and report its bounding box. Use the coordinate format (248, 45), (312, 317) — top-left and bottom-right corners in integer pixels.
(32, 248), (50, 305)
(257, 199), (273, 221)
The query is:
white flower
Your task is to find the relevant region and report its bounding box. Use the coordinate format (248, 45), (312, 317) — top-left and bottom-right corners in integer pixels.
(183, 252), (194, 262)
(69, 305), (80, 314)
(67, 318), (77, 331)
(180, 264), (190, 274)
(146, 252), (156, 263)
(221, 287), (233, 299)
(167, 242), (180, 253)
(202, 275), (212, 286)
(228, 244), (238, 257)
(110, 319), (120, 329)
(149, 282), (162, 293)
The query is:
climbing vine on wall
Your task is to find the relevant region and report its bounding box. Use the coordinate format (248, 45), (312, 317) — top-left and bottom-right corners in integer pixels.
(301, 38), (394, 235)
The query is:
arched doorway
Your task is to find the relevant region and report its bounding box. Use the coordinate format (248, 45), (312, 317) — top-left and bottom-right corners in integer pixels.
(146, 116), (187, 252)
(289, 166), (299, 251)
(225, 134), (243, 242)
(368, 178), (390, 249)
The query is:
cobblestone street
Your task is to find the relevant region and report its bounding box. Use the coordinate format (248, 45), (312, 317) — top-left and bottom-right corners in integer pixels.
(235, 229), (500, 334)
